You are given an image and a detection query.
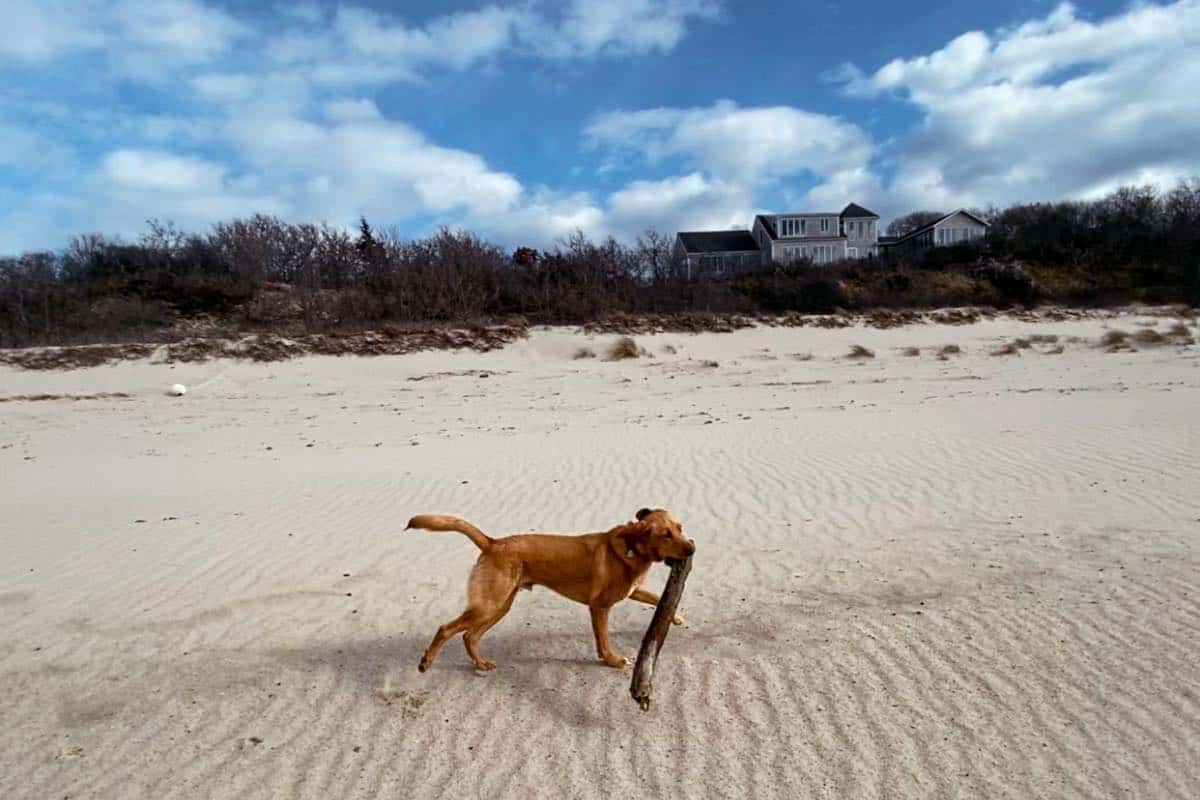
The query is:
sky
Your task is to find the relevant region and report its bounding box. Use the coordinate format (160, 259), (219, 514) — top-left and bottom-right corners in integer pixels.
(1, 0), (1199, 253)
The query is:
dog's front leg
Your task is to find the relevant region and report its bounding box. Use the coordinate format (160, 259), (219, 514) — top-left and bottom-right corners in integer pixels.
(628, 587), (686, 626)
(589, 605), (627, 668)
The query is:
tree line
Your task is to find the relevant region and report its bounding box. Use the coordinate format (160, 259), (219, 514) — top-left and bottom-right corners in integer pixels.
(1, 180), (1197, 348)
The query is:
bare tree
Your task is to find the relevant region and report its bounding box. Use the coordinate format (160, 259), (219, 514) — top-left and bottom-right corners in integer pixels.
(886, 211), (945, 237)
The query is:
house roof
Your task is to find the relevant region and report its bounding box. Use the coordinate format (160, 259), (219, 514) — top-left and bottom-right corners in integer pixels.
(676, 229), (759, 253)
(840, 202), (879, 219)
(753, 214), (777, 239)
(894, 209), (990, 244)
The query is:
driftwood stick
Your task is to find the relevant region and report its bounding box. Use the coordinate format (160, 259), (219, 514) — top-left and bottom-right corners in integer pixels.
(630, 554), (693, 711)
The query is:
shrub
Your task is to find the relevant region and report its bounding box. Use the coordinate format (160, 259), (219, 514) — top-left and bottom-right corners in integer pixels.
(991, 341), (1022, 356)
(1166, 322), (1195, 343)
(607, 336), (642, 360)
(1100, 329), (1131, 350)
(846, 344), (875, 359)
(1133, 328), (1170, 346)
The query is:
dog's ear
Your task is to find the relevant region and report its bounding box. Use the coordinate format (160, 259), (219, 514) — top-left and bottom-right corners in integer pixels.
(635, 508), (653, 521)
(613, 521), (651, 560)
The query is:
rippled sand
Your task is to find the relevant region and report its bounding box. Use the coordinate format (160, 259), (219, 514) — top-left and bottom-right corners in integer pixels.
(2, 311), (1198, 799)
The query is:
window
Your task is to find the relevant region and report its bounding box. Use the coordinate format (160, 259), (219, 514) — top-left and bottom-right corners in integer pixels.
(781, 218), (807, 237)
(848, 247), (858, 259)
(820, 218), (830, 233)
(801, 219), (807, 236)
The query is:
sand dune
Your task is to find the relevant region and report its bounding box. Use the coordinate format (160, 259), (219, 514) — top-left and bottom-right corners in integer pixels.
(2, 311), (1198, 798)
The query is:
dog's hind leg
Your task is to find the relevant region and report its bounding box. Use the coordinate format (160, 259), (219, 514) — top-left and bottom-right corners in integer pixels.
(421, 556), (516, 673)
(463, 587), (518, 671)
(419, 611), (474, 673)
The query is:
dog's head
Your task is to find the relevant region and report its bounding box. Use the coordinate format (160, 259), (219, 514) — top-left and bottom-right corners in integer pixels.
(616, 508), (695, 563)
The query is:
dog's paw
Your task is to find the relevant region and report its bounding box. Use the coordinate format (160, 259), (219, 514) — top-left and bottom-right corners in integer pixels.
(672, 613), (686, 626)
(603, 654), (630, 669)
(473, 659), (496, 672)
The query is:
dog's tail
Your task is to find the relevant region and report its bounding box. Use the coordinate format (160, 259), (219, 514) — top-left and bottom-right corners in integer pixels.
(405, 514), (493, 552)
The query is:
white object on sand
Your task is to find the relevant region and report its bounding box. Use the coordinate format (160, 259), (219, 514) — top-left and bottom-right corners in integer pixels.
(168, 384), (187, 397)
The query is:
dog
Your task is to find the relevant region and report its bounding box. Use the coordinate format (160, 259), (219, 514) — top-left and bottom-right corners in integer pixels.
(406, 508), (695, 672)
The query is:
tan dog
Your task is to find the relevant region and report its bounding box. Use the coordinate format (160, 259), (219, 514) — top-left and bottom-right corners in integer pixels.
(406, 508), (695, 672)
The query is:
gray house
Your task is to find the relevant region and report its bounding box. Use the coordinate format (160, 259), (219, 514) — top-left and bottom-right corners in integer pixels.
(881, 209), (989, 256)
(672, 202), (882, 273)
(752, 202), (881, 264)
(671, 229), (762, 277)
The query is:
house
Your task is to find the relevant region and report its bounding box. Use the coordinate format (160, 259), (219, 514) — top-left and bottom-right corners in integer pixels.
(752, 202), (881, 265)
(671, 202), (882, 274)
(671, 229), (762, 277)
(881, 209), (989, 257)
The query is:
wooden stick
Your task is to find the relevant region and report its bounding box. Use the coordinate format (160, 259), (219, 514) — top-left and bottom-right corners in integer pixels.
(630, 554), (693, 711)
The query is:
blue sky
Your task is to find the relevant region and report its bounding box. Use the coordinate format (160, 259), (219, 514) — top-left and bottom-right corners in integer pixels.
(1, 0), (1197, 253)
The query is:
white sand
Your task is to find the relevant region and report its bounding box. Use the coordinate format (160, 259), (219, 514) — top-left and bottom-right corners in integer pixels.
(2, 311), (1198, 799)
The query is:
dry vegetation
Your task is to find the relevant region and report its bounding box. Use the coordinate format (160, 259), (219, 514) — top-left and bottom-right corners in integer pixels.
(0, 392), (132, 403)
(607, 336), (645, 360)
(991, 342), (1022, 356)
(1167, 321), (1196, 343)
(991, 338), (1034, 356)
(938, 344), (963, 357)
(2, 180), (1198, 360)
(901, 346), (921, 357)
(0, 323), (528, 370)
(1100, 329), (1133, 351)
(846, 345), (875, 359)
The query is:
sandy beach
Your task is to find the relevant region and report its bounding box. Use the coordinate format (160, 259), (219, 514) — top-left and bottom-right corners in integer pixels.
(2, 310), (1198, 799)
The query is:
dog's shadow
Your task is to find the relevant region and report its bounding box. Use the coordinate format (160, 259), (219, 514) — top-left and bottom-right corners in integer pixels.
(264, 627), (648, 729)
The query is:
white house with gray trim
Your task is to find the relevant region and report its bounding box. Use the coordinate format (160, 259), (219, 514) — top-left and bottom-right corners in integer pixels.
(881, 209), (989, 256)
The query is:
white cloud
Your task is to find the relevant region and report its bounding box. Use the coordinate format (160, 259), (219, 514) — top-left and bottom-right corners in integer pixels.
(0, 1), (107, 62)
(192, 73), (260, 103)
(587, 100), (873, 186)
(544, 0), (723, 58)
(323, 98), (383, 124)
(0, 0), (247, 73)
(221, 113), (523, 220)
(835, 0), (1200, 212)
(111, 0), (249, 64)
(483, 188), (607, 245)
(261, 1), (724, 86)
(82, 149), (285, 236)
(102, 150), (227, 194)
(0, 1), (728, 251)
(585, 100), (880, 232)
(606, 172), (751, 235)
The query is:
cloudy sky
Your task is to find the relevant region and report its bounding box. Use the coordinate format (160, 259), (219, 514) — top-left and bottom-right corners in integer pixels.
(2, 0), (1198, 252)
